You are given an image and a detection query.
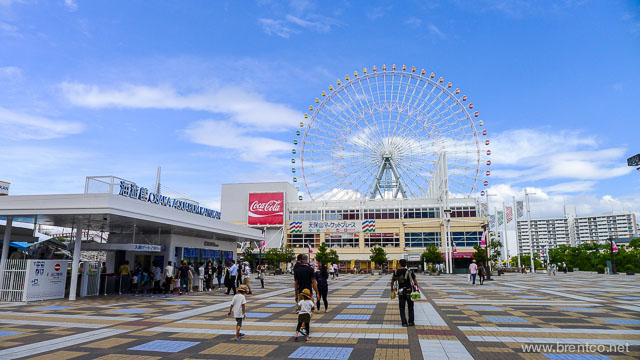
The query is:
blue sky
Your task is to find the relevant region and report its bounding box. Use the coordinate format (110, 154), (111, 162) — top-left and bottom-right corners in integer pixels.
(1, 0), (639, 219)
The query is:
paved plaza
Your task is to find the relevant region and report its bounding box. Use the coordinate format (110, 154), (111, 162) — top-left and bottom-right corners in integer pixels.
(0, 272), (638, 359)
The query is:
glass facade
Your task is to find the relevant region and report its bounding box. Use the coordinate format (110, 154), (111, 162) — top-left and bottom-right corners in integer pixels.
(325, 233), (359, 248)
(364, 233), (400, 248)
(405, 232), (442, 247)
(451, 231), (482, 247)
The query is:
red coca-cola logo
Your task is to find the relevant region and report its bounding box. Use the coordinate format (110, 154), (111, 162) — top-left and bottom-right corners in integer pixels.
(249, 200), (282, 212)
(248, 192), (284, 225)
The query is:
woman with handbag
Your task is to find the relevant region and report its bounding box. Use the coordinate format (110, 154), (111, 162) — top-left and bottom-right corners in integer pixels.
(390, 259), (420, 327)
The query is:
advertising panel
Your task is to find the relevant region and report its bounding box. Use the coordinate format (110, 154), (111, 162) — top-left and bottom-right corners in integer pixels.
(24, 260), (68, 301)
(0, 181), (9, 196)
(248, 192), (284, 226)
(288, 220), (376, 233)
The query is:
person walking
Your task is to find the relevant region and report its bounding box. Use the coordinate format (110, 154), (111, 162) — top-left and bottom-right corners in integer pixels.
(258, 265), (265, 289)
(478, 262), (486, 285)
(226, 260), (238, 295)
(198, 262), (205, 291)
(228, 285), (248, 341)
(333, 263), (339, 278)
(177, 260), (192, 295)
(242, 262), (253, 295)
(204, 261), (213, 291)
(314, 262), (329, 312)
(469, 260), (478, 285)
(295, 288), (315, 342)
(162, 261), (174, 294)
(188, 262), (195, 292)
(216, 260), (223, 290)
(152, 261), (162, 294)
(294, 254), (319, 304)
(119, 260), (131, 294)
(390, 259), (420, 327)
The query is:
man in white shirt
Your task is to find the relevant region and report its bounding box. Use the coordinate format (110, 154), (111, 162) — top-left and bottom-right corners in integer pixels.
(163, 261), (174, 294)
(469, 260), (478, 285)
(198, 263), (205, 291)
(242, 262), (253, 294)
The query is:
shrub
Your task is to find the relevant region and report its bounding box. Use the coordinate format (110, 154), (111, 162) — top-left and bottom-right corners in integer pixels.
(596, 265), (605, 273)
(625, 264), (635, 272)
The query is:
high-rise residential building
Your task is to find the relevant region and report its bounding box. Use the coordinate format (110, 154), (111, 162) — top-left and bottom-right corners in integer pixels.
(573, 213), (637, 243)
(517, 212), (638, 254)
(516, 217), (571, 255)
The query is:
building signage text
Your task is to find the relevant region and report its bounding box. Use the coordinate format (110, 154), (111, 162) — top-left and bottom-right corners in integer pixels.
(289, 220), (376, 233)
(119, 181), (221, 219)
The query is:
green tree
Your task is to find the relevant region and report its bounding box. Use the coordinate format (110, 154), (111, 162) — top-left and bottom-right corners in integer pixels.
(472, 245), (487, 264)
(420, 244), (442, 264)
(315, 242), (340, 265)
(241, 247), (257, 265)
(629, 238), (640, 249)
(488, 239), (502, 264)
(281, 247), (296, 263)
(369, 245), (388, 269)
(264, 248), (281, 268)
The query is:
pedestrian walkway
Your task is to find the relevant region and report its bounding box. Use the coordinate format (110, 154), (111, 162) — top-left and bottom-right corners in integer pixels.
(0, 272), (637, 359)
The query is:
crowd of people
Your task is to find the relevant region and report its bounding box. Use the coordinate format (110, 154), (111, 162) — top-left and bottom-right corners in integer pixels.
(117, 259), (268, 296)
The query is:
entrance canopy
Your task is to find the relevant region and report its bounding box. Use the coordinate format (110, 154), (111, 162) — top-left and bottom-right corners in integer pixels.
(0, 193), (263, 242)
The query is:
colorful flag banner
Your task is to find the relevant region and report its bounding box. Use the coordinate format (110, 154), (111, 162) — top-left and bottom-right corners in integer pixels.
(481, 230), (487, 246)
(505, 206), (513, 223)
(489, 214), (496, 229)
(453, 242), (457, 253)
(480, 202), (489, 217)
(516, 201), (524, 218)
(612, 241), (618, 252)
(308, 244), (313, 254)
(497, 211), (504, 227)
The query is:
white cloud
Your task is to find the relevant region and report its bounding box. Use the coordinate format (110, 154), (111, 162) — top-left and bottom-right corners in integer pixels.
(405, 17), (422, 27)
(0, 20), (19, 36)
(285, 14), (330, 32)
(183, 120), (291, 163)
(59, 82), (301, 130)
(64, 0), (77, 11)
(489, 128), (631, 182)
(0, 106), (84, 140)
(258, 18), (299, 38)
(428, 24), (446, 39)
(0, 66), (21, 81)
(544, 181), (596, 193)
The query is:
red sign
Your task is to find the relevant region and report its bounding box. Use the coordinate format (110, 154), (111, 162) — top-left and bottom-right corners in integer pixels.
(54, 263), (61, 271)
(248, 192), (284, 226)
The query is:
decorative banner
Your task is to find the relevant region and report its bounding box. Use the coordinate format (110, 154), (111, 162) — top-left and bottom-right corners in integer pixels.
(350, 259), (356, 268)
(480, 202), (489, 217)
(489, 214), (496, 229)
(0, 180), (9, 196)
(308, 244), (313, 254)
(480, 231), (487, 246)
(612, 241), (618, 252)
(505, 206), (513, 223)
(516, 201), (524, 218)
(392, 259), (397, 269)
(453, 242), (457, 253)
(497, 211), (504, 226)
(288, 220), (375, 233)
(248, 192), (284, 226)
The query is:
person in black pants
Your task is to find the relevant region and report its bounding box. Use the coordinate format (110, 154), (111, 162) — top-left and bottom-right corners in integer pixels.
(390, 259), (420, 327)
(315, 262), (329, 312)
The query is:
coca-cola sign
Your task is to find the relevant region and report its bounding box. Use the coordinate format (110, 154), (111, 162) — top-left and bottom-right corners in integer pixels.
(248, 192), (284, 225)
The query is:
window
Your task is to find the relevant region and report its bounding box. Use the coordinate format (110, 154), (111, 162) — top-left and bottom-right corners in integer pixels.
(287, 233), (320, 248)
(364, 233), (400, 248)
(451, 231), (482, 247)
(289, 210), (321, 221)
(326, 233), (359, 248)
(363, 208), (400, 220)
(450, 206), (477, 218)
(403, 207), (439, 219)
(406, 232), (442, 248)
(325, 209), (360, 220)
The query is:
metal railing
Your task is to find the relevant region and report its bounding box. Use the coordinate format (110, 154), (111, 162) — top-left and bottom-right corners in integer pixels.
(0, 259), (27, 302)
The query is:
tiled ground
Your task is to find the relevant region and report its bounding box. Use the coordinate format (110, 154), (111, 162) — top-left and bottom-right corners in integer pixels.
(0, 272), (638, 359)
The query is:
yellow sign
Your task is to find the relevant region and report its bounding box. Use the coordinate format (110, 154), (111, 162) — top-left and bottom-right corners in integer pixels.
(392, 259), (397, 269)
(371, 261), (375, 269)
(350, 259), (355, 268)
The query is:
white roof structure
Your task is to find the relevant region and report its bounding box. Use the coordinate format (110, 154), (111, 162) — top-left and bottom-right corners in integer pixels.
(0, 193), (263, 242)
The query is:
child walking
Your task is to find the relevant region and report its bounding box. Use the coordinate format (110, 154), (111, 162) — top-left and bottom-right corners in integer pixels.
(227, 285), (248, 340)
(295, 288), (315, 342)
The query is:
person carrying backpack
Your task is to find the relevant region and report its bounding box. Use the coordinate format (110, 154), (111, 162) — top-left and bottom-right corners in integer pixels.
(390, 259), (420, 327)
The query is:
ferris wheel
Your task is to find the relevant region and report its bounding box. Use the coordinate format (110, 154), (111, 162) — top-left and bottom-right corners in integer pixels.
(292, 64), (490, 201)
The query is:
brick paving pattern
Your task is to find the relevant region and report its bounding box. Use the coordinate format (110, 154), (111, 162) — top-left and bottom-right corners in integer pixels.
(0, 272), (637, 359)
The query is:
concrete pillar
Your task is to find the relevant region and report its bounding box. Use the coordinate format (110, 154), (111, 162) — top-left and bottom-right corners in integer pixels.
(68, 226), (83, 301)
(1, 216), (12, 268)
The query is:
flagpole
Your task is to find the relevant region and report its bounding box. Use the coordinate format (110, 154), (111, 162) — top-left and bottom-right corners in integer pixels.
(502, 202), (509, 264)
(525, 189), (535, 274)
(513, 196), (521, 270)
